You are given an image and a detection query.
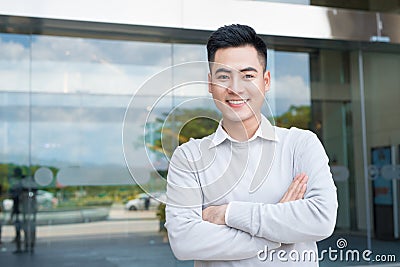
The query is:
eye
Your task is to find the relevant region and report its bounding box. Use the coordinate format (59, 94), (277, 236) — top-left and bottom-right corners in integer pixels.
(243, 74), (255, 80)
(217, 74), (230, 80)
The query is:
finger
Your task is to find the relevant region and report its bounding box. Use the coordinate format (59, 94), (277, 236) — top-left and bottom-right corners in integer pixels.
(283, 186), (294, 202)
(296, 183), (307, 200)
(279, 192), (288, 203)
(293, 173), (305, 182)
(281, 180), (297, 202)
(293, 175), (307, 197)
(279, 173), (307, 203)
(290, 173), (305, 190)
(295, 175), (308, 199)
(285, 173), (305, 200)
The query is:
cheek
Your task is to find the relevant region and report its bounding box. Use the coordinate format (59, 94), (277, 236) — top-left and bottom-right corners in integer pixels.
(247, 82), (265, 99)
(245, 78), (264, 91)
(248, 86), (266, 107)
(210, 86), (225, 98)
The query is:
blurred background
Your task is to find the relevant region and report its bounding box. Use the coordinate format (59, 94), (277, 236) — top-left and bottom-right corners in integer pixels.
(0, 0), (399, 266)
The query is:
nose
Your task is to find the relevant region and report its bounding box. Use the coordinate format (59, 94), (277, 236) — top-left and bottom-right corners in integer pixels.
(227, 76), (244, 95)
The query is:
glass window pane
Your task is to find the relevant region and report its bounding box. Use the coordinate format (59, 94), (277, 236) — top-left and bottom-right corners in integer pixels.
(31, 36), (172, 95)
(268, 50), (311, 129)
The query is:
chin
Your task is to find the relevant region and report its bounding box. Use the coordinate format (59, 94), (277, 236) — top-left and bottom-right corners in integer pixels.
(223, 111), (255, 123)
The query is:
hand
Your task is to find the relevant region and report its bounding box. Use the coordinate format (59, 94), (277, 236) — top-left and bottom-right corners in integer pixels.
(279, 173), (308, 203)
(202, 204), (228, 225)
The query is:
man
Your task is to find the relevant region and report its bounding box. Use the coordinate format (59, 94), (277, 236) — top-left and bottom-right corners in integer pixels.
(165, 24), (337, 266)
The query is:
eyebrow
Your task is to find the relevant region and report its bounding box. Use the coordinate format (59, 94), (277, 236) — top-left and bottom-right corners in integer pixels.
(240, 67), (258, 73)
(214, 67), (258, 75)
(215, 68), (232, 75)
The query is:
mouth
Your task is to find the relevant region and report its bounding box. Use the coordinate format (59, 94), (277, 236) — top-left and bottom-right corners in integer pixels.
(226, 99), (249, 108)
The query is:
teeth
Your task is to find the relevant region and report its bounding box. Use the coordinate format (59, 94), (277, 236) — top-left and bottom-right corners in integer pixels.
(228, 99), (247, 105)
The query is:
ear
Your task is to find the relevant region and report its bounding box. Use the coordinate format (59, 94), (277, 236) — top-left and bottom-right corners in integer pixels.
(208, 73), (212, 93)
(263, 70), (271, 93)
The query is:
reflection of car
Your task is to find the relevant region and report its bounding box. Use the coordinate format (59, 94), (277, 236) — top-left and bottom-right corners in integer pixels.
(2, 190), (58, 211)
(36, 190), (58, 209)
(125, 193), (165, 211)
(2, 199), (13, 211)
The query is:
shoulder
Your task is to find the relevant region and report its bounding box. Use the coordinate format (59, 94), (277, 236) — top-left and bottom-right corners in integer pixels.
(288, 127), (317, 141)
(274, 126), (316, 143)
(274, 126), (322, 154)
(286, 128), (328, 162)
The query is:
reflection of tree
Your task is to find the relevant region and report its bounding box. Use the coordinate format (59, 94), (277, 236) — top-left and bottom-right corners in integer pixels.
(0, 164), (9, 196)
(274, 105), (310, 129)
(0, 163), (59, 198)
(148, 108), (220, 232)
(147, 108), (220, 158)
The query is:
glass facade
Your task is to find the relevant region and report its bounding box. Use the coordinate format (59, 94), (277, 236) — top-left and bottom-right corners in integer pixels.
(363, 51), (400, 246)
(0, 16), (400, 266)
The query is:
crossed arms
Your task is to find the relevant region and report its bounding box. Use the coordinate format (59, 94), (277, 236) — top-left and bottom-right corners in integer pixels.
(165, 131), (338, 261)
(202, 173), (308, 225)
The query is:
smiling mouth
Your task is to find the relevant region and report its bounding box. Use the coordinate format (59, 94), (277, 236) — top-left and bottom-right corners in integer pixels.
(226, 99), (249, 107)
(226, 99), (248, 105)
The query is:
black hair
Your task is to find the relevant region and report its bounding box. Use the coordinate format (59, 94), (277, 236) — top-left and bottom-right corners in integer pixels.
(206, 24), (267, 71)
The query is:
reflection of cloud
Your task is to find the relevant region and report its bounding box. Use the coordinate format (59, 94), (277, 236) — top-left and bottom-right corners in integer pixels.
(0, 38), (31, 92)
(0, 38), (29, 60)
(274, 52), (310, 80)
(173, 44), (207, 64)
(273, 75), (310, 115)
(0, 35), (178, 94)
(31, 36), (172, 66)
(0, 36), (209, 96)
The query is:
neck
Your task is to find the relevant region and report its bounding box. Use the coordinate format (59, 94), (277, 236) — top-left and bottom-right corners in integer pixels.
(222, 114), (262, 142)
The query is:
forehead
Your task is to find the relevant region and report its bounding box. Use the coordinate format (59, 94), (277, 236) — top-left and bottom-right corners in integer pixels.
(212, 46), (262, 72)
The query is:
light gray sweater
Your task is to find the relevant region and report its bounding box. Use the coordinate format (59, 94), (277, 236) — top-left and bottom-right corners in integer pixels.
(166, 116), (338, 266)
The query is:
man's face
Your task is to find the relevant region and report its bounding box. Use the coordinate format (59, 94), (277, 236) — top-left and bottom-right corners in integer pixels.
(208, 45), (270, 124)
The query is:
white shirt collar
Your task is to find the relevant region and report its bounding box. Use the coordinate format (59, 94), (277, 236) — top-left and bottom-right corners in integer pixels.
(208, 115), (278, 148)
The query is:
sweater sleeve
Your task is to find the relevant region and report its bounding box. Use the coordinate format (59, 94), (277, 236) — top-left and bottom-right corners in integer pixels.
(225, 130), (338, 244)
(165, 146), (281, 261)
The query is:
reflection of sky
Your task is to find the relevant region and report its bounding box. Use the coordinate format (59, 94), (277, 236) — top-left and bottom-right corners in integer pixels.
(269, 51), (311, 116)
(30, 35), (172, 65)
(0, 91), (217, 168)
(0, 34), (31, 48)
(0, 34), (211, 96)
(0, 35), (207, 95)
(0, 33), (311, 171)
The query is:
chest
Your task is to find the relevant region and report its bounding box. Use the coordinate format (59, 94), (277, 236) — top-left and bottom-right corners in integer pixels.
(196, 141), (296, 206)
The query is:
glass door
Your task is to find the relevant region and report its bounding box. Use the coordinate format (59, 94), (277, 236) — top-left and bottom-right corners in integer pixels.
(270, 48), (374, 266)
(362, 50), (400, 262)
